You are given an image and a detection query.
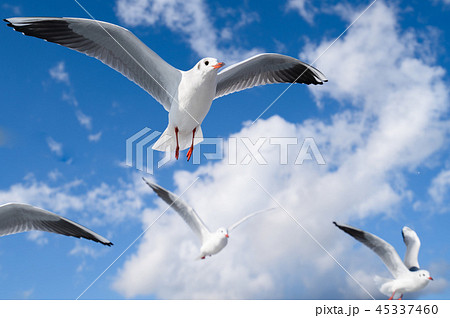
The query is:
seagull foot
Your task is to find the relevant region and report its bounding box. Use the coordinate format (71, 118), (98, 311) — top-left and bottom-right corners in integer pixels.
(397, 294), (403, 300)
(186, 127), (196, 162)
(187, 146), (193, 161)
(175, 126), (180, 160)
(201, 256), (205, 259)
(388, 291), (396, 300)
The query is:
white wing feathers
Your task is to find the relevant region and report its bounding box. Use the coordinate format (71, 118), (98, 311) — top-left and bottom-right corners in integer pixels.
(4, 17), (181, 111)
(143, 178), (211, 242)
(215, 53), (327, 99)
(334, 222), (409, 278)
(0, 203), (112, 245)
(402, 226), (421, 270)
(227, 207), (276, 233)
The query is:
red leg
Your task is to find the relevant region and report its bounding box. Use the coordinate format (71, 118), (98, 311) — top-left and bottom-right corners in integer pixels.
(397, 294), (403, 300)
(388, 291), (396, 300)
(175, 127), (179, 160)
(201, 256), (205, 259)
(186, 127), (196, 161)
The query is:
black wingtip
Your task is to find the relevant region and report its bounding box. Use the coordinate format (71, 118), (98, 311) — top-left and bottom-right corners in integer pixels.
(105, 241), (114, 247)
(4, 18), (13, 27)
(142, 177), (159, 191)
(142, 177), (153, 188)
(142, 177), (150, 185)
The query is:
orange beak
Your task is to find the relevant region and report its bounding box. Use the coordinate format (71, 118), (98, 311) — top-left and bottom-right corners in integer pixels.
(225, 234), (229, 238)
(429, 277), (434, 280)
(212, 62), (225, 69)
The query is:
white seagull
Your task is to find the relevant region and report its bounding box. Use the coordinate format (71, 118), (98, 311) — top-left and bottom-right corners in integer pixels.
(5, 17), (328, 161)
(0, 203), (112, 246)
(334, 222), (433, 300)
(143, 178), (275, 259)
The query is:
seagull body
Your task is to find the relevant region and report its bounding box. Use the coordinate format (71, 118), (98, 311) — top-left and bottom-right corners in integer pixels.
(333, 222), (432, 300)
(0, 203), (112, 246)
(198, 228), (229, 258)
(5, 17), (327, 160)
(143, 178), (274, 259)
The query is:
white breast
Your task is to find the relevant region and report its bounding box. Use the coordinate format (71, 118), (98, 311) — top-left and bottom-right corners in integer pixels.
(169, 71), (217, 131)
(200, 235), (228, 256)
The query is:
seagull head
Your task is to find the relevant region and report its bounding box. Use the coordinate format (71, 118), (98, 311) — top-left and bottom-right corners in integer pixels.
(216, 227), (229, 239)
(417, 270), (433, 283)
(196, 58), (225, 74)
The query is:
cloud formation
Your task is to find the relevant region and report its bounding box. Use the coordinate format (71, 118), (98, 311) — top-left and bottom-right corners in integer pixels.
(428, 169), (450, 212)
(286, 0), (317, 24)
(88, 131), (103, 142)
(48, 62), (100, 141)
(49, 61), (70, 84)
(75, 110), (93, 130)
(115, 0), (261, 63)
(111, 1), (449, 299)
(46, 137), (64, 157)
(0, 173), (150, 228)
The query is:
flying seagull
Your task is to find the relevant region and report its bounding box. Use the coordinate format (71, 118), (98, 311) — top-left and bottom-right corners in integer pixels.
(143, 178), (275, 259)
(4, 17), (328, 161)
(0, 203), (112, 246)
(334, 222), (432, 300)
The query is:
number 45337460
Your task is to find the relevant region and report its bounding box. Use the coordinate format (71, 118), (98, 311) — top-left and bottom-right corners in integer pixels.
(375, 304), (438, 315)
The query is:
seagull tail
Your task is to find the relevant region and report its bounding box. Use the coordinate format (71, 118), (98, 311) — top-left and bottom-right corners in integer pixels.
(152, 126), (203, 152)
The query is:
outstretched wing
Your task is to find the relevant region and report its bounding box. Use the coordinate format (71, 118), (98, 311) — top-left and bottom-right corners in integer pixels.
(0, 203), (112, 246)
(215, 53), (327, 99)
(142, 178), (210, 242)
(402, 226), (421, 270)
(227, 207), (276, 233)
(5, 17), (181, 110)
(334, 222), (409, 278)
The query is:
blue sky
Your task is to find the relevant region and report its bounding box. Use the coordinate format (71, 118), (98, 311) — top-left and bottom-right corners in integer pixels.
(0, 0), (449, 300)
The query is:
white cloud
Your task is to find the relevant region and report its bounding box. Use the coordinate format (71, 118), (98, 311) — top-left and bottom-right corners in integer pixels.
(88, 131), (103, 142)
(0, 173), (150, 227)
(428, 169), (450, 210)
(2, 3), (22, 15)
(115, 0), (261, 63)
(46, 137), (63, 157)
(49, 61), (70, 85)
(286, 0), (317, 24)
(75, 110), (93, 130)
(49, 64), (97, 135)
(111, 1), (449, 299)
(26, 231), (49, 246)
(48, 169), (63, 181)
(70, 242), (103, 258)
(62, 91), (79, 107)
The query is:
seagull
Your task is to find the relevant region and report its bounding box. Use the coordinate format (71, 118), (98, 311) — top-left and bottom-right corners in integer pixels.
(333, 222), (432, 300)
(0, 203), (112, 246)
(143, 178), (275, 259)
(4, 17), (328, 161)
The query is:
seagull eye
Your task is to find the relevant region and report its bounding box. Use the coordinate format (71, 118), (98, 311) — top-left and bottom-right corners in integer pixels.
(204, 61), (209, 66)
